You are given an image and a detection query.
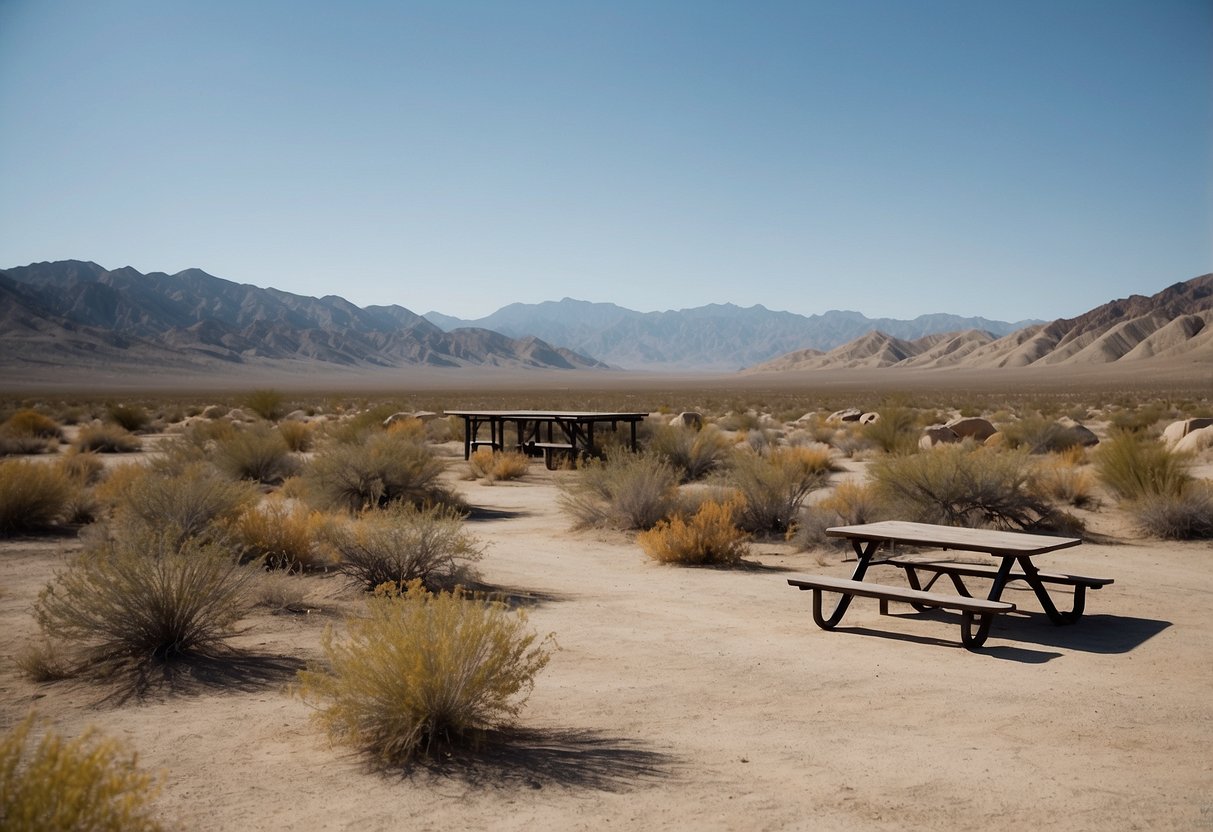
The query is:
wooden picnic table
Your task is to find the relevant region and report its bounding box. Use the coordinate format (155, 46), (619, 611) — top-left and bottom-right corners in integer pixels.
(444, 410), (649, 468)
(788, 520), (1112, 648)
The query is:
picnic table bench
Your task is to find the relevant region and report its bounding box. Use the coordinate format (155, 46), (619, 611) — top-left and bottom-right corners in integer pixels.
(445, 410), (648, 468)
(788, 521), (1112, 648)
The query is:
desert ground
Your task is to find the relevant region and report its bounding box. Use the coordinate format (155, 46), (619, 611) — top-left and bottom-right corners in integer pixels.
(1, 368), (1211, 831)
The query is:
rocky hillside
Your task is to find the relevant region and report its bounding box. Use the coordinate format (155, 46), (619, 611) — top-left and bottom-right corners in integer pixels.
(425, 298), (1035, 371)
(747, 275), (1213, 372)
(0, 261), (607, 372)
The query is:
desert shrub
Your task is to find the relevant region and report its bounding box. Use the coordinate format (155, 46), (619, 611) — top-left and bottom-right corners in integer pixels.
(794, 481), (892, 551)
(107, 463), (258, 546)
(869, 445), (1074, 532)
(0, 713), (165, 832)
(73, 423), (142, 453)
(998, 415), (1083, 454)
(1129, 482), (1213, 539)
(861, 405), (918, 454)
(229, 498), (331, 571)
(244, 388), (285, 421)
(277, 420), (315, 452)
(647, 424), (732, 482)
(424, 417), (454, 443)
(726, 446), (834, 536)
(1107, 401), (1171, 436)
(59, 450), (105, 485)
(296, 581), (552, 765)
(0, 459), (76, 535)
(323, 504), (481, 592)
(303, 431), (455, 513)
(213, 425), (300, 484)
(0, 432), (55, 455)
(467, 449), (530, 482)
(637, 498), (750, 565)
(35, 529), (258, 675)
(14, 639), (75, 682)
(1034, 456), (1098, 508)
(106, 404), (150, 432)
(716, 411), (762, 432)
(3, 409), (62, 439)
(1093, 431), (1191, 501)
(558, 448), (678, 530)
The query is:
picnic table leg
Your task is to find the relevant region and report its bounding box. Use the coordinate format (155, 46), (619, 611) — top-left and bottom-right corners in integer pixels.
(959, 555), (1018, 648)
(1016, 556), (1085, 624)
(812, 540), (880, 629)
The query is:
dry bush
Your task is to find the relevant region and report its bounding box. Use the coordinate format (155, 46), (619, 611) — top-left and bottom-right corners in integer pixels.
(869, 445), (1077, 532)
(558, 448), (679, 530)
(726, 446), (834, 536)
(1034, 456), (1098, 508)
(59, 450), (105, 485)
(303, 431), (455, 513)
(1129, 481), (1213, 539)
(213, 425), (300, 484)
(277, 420), (315, 452)
(323, 504), (482, 592)
(1093, 431), (1191, 501)
(998, 415), (1084, 454)
(0, 713), (165, 832)
(244, 388), (285, 421)
(794, 480), (891, 551)
(296, 581), (552, 765)
(73, 423), (142, 453)
(35, 529), (259, 676)
(0, 459), (76, 536)
(229, 498), (333, 571)
(106, 463), (258, 545)
(467, 448), (531, 482)
(3, 409), (63, 439)
(14, 640), (75, 682)
(637, 498), (750, 565)
(646, 424), (732, 482)
(106, 403), (150, 432)
(0, 431), (55, 455)
(861, 405), (918, 454)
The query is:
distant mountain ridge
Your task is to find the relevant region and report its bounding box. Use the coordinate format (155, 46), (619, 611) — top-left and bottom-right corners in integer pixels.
(424, 299), (1038, 371)
(0, 261), (606, 372)
(747, 274), (1213, 372)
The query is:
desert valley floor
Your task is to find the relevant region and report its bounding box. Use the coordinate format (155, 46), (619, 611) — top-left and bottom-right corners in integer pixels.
(2, 421), (1211, 831)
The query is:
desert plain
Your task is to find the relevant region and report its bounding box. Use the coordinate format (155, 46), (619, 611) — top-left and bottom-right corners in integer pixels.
(1, 363), (1211, 831)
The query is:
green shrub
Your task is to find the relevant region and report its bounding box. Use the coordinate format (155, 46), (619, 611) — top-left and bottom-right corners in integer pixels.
(213, 425), (300, 484)
(323, 504), (481, 592)
(646, 424), (732, 482)
(244, 388), (285, 421)
(726, 446), (833, 536)
(0, 713), (165, 832)
(3, 409), (62, 439)
(296, 581), (552, 765)
(106, 404), (150, 432)
(637, 498), (750, 565)
(1129, 482), (1213, 539)
(73, 423), (142, 453)
(861, 406), (918, 454)
(558, 448), (678, 530)
(35, 529), (258, 676)
(869, 445), (1075, 532)
(303, 431), (455, 513)
(106, 463), (258, 546)
(1093, 431), (1191, 501)
(0, 459), (76, 535)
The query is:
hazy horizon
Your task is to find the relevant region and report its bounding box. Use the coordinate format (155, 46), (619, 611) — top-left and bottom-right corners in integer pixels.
(1, 1), (1210, 322)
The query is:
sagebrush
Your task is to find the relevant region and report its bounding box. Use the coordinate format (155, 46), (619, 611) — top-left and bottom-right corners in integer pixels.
(558, 448), (678, 530)
(637, 498), (750, 565)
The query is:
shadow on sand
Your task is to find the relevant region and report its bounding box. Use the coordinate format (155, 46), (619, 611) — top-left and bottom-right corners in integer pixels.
(98, 650), (306, 705)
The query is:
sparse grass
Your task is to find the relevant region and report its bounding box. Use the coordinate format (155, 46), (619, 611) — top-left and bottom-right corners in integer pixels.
(558, 448), (679, 530)
(467, 449), (530, 482)
(0, 459), (77, 536)
(637, 498), (750, 566)
(14, 640), (75, 682)
(646, 424), (732, 482)
(34, 529), (259, 677)
(869, 445), (1077, 532)
(1093, 431), (1191, 502)
(303, 431), (456, 513)
(1129, 482), (1213, 539)
(213, 425), (300, 484)
(0, 713), (165, 832)
(73, 423), (142, 453)
(323, 504), (482, 592)
(229, 498), (332, 571)
(296, 581), (552, 765)
(726, 446), (835, 536)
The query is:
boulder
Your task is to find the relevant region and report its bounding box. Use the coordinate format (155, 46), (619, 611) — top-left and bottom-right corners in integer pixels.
(1175, 424), (1213, 454)
(669, 412), (704, 431)
(382, 411), (438, 428)
(945, 416), (997, 441)
(201, 405), (226, 419)
(984, 432), (1006, 448)
(794, 412), (818, 424)
(920, 425), (961, 449)
(1163, 418), (1213, 447)
(859, 412), (880, 425)
(226, 408), (254, 422)
(1057, 416), (1099, 447)
(827, 408), (863, 424)
(283, 409), (312, 422)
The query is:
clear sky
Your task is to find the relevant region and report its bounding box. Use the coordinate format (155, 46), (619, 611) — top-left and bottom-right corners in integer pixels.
(1, 1), (1210, 322)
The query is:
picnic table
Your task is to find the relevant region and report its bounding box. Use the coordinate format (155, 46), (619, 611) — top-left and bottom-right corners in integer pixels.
(788, 520), (1113, 648)
(444, 410), (648, 468)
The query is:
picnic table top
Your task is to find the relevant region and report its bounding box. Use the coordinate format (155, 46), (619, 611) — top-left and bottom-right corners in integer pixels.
(444, 410), (649, 419)
(824, 520), (1082, 557)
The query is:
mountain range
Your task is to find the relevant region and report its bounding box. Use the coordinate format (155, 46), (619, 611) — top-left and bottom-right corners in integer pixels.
(0, 260), (1208, 380)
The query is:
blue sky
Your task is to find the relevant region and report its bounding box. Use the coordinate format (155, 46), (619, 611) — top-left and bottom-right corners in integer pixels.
(1, 1), (1209, 322)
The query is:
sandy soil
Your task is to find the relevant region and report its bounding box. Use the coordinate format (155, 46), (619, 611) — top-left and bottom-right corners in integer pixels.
(2, 446), (1211, 832)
